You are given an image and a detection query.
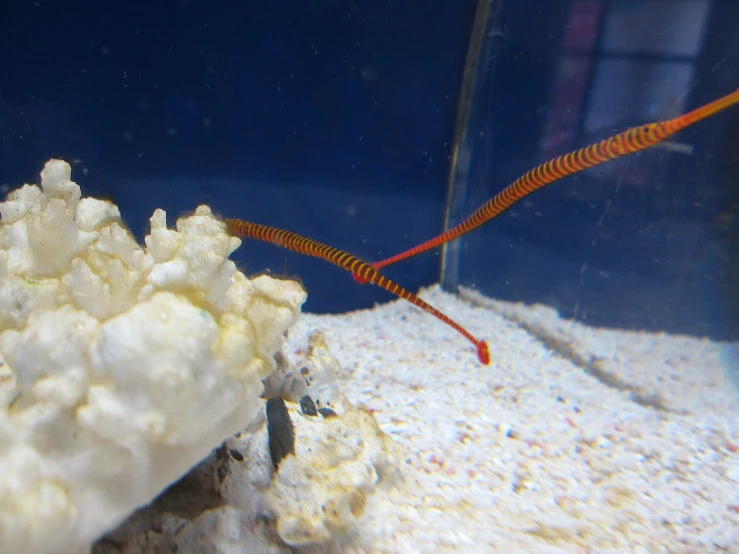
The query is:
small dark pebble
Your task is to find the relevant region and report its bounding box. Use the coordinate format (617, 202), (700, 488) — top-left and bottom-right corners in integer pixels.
(317, 407), (338, 419)
(266, 398), (295, 470)
(300, 395), (318, 416)
(229, 449), (244, 462)
(215, 443), (230, 482)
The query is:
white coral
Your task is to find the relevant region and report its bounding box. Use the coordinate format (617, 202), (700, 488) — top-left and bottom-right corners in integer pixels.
(0, 159), (307, 554)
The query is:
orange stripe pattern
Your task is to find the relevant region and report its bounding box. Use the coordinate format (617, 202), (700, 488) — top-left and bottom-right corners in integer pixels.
(224, 217), (491, 365)
(369, 87), (739, 271)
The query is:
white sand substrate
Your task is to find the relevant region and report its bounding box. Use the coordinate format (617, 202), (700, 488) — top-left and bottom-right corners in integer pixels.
(284, 284), (739, 554)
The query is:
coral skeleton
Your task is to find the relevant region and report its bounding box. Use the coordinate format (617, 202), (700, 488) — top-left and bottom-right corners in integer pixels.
(93, 330), (401, 553)
(0, 160), (306, 554)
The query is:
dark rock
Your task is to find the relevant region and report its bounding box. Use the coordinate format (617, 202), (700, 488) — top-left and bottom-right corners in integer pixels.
(266, 398), (295, 470)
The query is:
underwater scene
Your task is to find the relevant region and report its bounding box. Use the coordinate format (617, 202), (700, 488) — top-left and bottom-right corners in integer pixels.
(1, 1), (738, 553)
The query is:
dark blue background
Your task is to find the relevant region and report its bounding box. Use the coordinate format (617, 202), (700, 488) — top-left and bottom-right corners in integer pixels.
(0, 0), (474, 314)
(1, 0), (737, 340)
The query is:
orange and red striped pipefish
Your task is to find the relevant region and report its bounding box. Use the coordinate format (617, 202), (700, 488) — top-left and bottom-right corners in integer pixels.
(224, 217), (491, 365)
(355, 87), (739, 278)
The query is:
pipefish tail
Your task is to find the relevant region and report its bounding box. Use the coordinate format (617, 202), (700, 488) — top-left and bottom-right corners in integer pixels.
(360, 87), (739, 274)
(224, 217), (491, 365)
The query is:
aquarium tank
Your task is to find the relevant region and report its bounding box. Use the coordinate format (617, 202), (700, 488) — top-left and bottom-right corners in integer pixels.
(1, 1), (738, 553)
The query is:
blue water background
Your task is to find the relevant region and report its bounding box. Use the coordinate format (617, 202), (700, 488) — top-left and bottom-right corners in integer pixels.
(1, 0), (737, 341)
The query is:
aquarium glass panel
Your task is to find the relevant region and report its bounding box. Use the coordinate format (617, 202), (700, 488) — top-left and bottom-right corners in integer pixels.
(443, 0), (739, 344)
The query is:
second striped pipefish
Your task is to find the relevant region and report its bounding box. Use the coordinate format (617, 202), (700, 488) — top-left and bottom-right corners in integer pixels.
(354, 87), (739, 278)
(224, 217), (491, 365)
